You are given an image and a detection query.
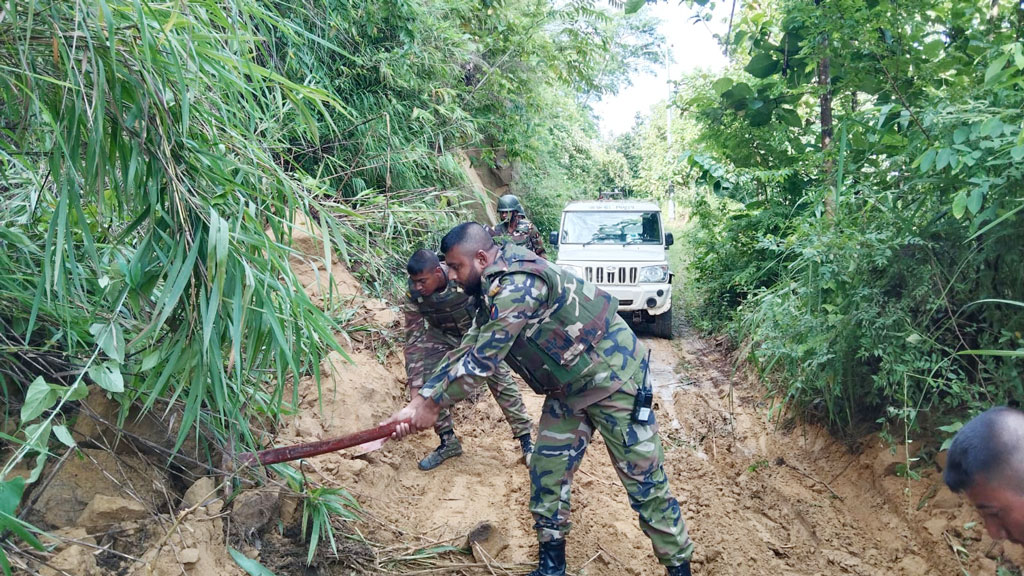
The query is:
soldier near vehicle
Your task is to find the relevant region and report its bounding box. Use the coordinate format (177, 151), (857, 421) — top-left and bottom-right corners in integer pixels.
(944, 406), (1024, 545)
(488, 194), (547, 258)
(403, 249), (534, 470)
(387, 224), (694, 576)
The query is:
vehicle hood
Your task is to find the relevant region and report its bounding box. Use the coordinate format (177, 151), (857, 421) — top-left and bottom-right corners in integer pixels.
(555, 244), (666, 263)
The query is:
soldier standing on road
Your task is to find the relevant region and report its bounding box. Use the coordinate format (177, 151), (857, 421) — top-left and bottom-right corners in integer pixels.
(387, 224), (695, 576)
(489, 194), (547, 258)
(404, 249), (534, 470)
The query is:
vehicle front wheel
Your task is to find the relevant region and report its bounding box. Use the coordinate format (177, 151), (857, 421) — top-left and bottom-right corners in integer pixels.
(651, 308), (673, 339)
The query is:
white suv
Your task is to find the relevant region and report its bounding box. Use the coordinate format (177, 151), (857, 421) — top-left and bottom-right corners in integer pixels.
(549, 200), (674, 338)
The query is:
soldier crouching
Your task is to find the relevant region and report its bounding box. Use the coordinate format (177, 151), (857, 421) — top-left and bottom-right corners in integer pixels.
(404, 249), (534, 470)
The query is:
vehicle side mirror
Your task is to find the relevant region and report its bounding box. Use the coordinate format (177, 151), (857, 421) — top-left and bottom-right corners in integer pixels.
(549, 231), (559, 246)
(665, 233), (674, 248)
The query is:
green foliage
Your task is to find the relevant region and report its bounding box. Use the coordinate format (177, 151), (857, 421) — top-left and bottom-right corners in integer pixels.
(266, 0), (474, 195)
(0, 0), (356, 510)
(301, 485), (361, 565)
(496, 4), (663, 234)
(265, 0), (659, 280)
(229, 547), (279, 576)
(0, 0), (658, 563)
(272, 462), (361, 565)
(660, 0), (1024, 436)
(0, 477), (44, 575)
(747, 459), (770, 473)
(938, 421), (964, 452)
(515, 99), (634, 233)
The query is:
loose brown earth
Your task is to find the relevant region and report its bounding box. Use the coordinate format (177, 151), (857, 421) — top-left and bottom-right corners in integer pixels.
(276, 324), (1023, 576)
(16, 223), (1024, 575)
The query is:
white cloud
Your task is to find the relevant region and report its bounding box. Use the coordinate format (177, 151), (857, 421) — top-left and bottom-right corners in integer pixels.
(593, 1), (734, 137)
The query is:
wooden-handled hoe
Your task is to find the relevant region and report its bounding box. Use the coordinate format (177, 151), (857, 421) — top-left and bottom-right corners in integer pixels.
(236, 419), (410, 467)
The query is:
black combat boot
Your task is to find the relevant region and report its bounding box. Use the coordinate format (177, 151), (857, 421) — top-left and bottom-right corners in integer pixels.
(666, 562), (692, 576)
(518, 433), (534, 466)
(527, 539), (566, 576)
(418, 430), (462, 471)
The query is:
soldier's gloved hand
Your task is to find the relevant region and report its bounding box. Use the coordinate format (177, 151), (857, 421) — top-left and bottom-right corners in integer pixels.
(383, 396), (441, 440)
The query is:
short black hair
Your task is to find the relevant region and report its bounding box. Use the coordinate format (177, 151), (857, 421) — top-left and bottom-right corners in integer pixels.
(406, 249), (440, 275)
(944, 406), (1024, 493)
(440, 222), (494, 255)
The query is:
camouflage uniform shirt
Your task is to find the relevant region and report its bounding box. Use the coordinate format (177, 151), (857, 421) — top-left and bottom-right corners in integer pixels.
(418, 249), (643, 411)
(403, 266), (473, 389)
(489, 217), (547, 259)
(403, 266), (532, 439)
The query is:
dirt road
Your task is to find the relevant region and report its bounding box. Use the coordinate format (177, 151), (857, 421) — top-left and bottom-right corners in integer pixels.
(284, 323), (1023, 575)
(27, 313), (1020, 575)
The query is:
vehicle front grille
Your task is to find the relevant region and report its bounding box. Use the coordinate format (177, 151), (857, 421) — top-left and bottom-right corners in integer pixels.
(584, 265), (638, 285)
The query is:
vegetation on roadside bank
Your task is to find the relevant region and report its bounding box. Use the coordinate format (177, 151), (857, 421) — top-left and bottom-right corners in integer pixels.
(0, 0), (657, 571)
(621, 0), (1023, 444)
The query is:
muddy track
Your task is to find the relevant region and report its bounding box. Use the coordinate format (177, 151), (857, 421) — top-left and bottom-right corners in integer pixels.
(21, 315), (1021, 575)
(292, 321), (1022, 575)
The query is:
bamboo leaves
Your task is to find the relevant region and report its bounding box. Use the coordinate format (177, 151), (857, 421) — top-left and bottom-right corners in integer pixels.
(0, 0), (649, 565)
(1, 0), (357, 496)
(229, 547), (279, 576)
(0, 477), (44, 576)
(204, 208), (230, 351)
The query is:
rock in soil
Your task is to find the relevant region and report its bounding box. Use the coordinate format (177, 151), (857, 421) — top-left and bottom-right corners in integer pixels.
(77, 494), (150, 529)
(39, 528), (101, 576)
(39, 542), (102, 576)
(181, 476), (219, 509)
(26, 449), (170, 529)
(466, 521), (509, 563)
(230, 486), (282, 540)
(128, 505), (244, 576)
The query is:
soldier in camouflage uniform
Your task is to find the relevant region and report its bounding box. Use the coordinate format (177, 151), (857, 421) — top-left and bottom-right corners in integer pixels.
(404, 249), (534, 470)
(387, 225), (694, 576)
(488, 194), (547, 258)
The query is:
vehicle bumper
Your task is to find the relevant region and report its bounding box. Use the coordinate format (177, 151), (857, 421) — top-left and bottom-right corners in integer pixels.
(601, 284), (672, 316)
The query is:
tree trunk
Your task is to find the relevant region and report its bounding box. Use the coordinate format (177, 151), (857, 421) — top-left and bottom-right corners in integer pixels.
(818, 55), (833, 154)
(1017, 0), (1024, 39)
(991, 0), (1002, 38)
(815, 0), (835, 217)
(819, 51), (835, 216)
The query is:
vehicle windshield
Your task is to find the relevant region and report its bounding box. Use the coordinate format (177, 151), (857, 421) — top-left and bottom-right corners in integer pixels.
(560, 211), (663, 245)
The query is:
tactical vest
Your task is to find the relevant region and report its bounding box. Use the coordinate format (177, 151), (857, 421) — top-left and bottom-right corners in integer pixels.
(408, 278), (475, 338)
(483, 244), (618, 394)
(491, 219), (533, 250)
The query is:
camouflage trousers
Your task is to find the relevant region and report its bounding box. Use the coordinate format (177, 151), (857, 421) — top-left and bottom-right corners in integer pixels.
(411, 354), (532, 440)
(529, 370), (694, 566)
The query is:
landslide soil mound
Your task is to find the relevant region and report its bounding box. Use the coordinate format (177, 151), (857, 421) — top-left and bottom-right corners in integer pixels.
(267, 322), (1024, 575)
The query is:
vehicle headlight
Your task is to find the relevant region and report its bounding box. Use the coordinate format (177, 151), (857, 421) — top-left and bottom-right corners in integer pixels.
(559, 264), (584, 279)
(638, 265), (669, 283)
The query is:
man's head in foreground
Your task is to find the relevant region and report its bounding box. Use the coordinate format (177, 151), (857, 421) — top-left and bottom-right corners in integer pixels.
(440, 223), (498, 297)
(944, 406), (1024, 545)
